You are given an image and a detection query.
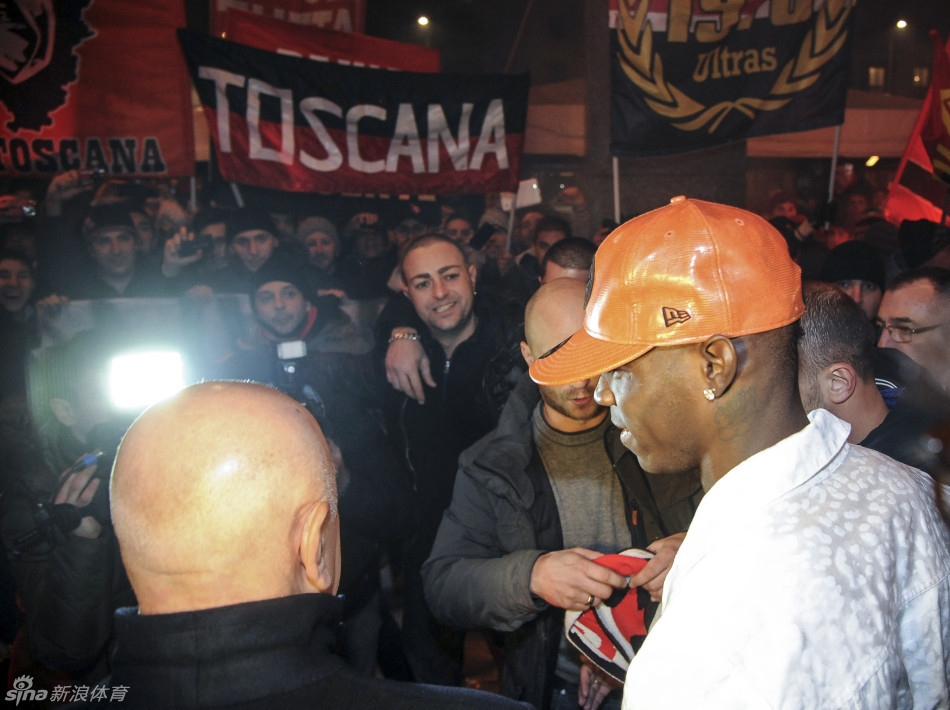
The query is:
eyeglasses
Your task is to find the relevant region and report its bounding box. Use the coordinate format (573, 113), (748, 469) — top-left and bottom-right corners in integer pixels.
(875, 320), (950, 343)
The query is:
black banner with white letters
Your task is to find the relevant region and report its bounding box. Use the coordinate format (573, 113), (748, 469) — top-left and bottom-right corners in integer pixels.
(178, 30), (528, 195)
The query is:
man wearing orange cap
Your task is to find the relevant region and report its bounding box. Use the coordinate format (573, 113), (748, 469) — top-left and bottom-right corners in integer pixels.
(530, 197), (950, 708)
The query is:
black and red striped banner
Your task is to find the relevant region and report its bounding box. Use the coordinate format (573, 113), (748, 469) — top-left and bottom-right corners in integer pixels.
(178, 30), (528, 195)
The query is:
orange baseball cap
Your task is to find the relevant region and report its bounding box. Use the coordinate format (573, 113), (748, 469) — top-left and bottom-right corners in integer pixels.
(529, 196), (804, 386)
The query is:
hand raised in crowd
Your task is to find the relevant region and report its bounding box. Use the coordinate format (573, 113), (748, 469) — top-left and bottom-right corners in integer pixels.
(385, 333), (436, 404)
(0, 195), (20, 216)
(45, 169), (97, 217)
(53, 461), (102, 540)
(578, 659), (621, 710)
(162, 226), (203, 277)
(529, 547), (628, 611)
(555, 186), (588, 212)
(36, 293), (70, 317)
(628, 532), (686, 602)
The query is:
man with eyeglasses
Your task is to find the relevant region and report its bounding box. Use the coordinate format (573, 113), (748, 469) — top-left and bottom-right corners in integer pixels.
(797, 282), (945, 474)
(876, 266), (950, 394)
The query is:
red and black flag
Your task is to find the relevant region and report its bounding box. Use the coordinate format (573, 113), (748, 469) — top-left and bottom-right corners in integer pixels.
(886, 33), (950, 226)
(922, 31), (950, 187)
(177, 30), (528, 195)
(609, 0), (856, 157)
(225, 9), (439, 72)
(0, 0), (194, 177)
(209, 0), (366, 38)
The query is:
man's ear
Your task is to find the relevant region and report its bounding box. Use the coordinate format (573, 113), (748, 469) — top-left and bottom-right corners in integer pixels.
(699, 335), (738, 396)
(520, 341), (533, 367)
(49, 398), (76, 427)
(823, 363), (857, 405)
(296, 499), (339, 595)
(468, 262), (478, 290)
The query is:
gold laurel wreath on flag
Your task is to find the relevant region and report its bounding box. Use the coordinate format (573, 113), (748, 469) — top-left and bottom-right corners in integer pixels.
(617, 0), (852, 133)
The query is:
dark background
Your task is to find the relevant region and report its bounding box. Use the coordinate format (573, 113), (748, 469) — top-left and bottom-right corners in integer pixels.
(180, 0), (950, 220)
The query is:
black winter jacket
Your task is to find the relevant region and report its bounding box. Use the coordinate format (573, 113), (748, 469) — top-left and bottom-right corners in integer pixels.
(422, 375), (703, 709)
(382, 295), (525, 558)
(69, 595), (533, 710)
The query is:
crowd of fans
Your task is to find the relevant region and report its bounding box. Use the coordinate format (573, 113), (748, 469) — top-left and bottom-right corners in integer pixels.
(0, 168), (948, 709)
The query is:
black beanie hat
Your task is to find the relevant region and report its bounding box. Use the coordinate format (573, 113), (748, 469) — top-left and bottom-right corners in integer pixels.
(819, 240), (886, 292)
(82, 202), (136, 240)
(226, 209), (276, 242)
(246, 253), (314, 305)
(898, 219), (950, 269)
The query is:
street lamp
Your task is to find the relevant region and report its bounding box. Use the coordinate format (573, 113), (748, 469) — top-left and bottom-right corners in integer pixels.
(887, 19), (908, 93)
(417, 15), (431, 46)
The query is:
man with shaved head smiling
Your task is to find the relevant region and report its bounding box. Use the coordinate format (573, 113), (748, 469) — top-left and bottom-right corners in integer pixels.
(381, 234), (524, 686)
(95, 382), (530, 710)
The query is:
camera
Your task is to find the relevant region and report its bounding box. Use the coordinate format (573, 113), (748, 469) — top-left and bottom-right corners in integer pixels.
(177, 232), (214, 257)
(275, 340), (329, 427)
(0, 198), (37, 219)
(77, 168), (106, 187)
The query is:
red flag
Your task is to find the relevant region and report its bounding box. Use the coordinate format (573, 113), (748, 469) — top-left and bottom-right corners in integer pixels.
(886, 34), (950, 226)
(210, 0), (366, 38)
(0, 0), (194, 178)
(922, 31), (950, 186)
(225, 10), (439, 72)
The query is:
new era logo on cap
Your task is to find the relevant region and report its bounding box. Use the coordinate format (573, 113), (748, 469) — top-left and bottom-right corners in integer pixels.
(662, 307), (690, 327)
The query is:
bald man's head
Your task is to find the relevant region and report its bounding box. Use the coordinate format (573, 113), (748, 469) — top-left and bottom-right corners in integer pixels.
(111, 382), (340, 614)
(523, 277), (588, 358)
(522, 278), (606, 432)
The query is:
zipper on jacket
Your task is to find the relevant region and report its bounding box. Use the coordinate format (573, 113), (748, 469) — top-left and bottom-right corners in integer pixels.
(398, 397), (418, 492)
(442, 358), (451, 404)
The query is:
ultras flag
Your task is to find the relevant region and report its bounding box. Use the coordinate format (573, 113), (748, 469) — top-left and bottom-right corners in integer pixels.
(610, 0), (856, 157)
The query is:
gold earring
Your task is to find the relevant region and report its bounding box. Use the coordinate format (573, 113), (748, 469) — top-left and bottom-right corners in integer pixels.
(703, 388), (716, 401)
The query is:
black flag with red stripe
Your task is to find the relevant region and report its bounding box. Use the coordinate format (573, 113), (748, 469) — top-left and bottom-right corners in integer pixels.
(178, 30), (528, 195)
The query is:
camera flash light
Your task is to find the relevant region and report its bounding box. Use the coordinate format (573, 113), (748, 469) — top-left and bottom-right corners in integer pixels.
(108, 350), (186, 411)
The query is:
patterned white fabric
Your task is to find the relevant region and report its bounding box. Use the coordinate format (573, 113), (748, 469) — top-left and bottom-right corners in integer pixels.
(623, 409), (950, 709)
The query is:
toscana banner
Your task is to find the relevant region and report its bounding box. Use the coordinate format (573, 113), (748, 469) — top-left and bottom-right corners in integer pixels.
(178, 30), (528, 195)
